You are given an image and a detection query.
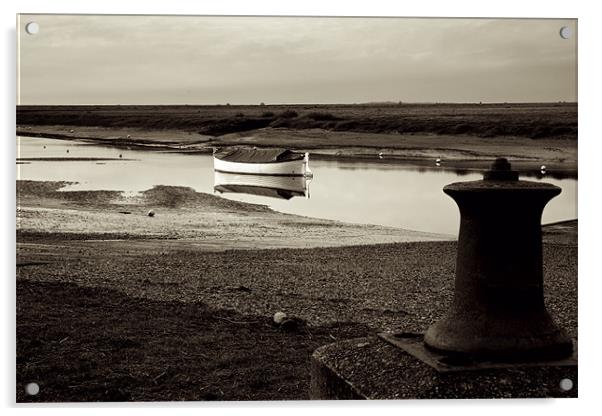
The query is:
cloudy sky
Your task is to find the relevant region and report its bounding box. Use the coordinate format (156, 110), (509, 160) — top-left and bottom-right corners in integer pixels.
(18, 15), (577, 105)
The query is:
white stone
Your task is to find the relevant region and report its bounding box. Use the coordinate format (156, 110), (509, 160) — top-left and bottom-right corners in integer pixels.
(273, 311), (288, 324)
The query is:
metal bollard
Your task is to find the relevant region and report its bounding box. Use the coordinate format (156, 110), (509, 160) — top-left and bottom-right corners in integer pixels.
(424, 158), (573, 360)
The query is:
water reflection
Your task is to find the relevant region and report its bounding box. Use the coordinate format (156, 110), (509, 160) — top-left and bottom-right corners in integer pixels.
(317, 157), (577, 180)
(214, 172), (310, 200)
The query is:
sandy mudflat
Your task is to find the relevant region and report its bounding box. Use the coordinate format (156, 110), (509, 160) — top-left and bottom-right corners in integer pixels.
(17, 180), (450, 251)
(218, 128), (577, 167)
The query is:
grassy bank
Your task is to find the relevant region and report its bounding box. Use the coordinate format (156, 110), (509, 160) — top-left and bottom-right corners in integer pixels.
(17, 280), (370, 402)
(17, 103), (577, 140)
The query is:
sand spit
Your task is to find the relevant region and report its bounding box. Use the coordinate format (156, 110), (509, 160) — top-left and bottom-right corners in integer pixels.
(17, 180), (450, 251)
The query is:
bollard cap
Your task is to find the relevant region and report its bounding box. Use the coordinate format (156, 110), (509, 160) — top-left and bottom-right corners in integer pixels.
(443, 157), (561, 195)
(483, 158), (519, 181)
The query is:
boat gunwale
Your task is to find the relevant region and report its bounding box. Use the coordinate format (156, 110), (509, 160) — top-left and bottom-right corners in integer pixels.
(212, 155), (305, 165)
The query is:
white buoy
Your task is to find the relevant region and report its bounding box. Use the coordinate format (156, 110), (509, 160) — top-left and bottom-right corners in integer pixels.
(436, 158), (442, 164)
(378, 152), (384, 159)
(126, 134), (131, 139)
(147, 209), (155, 217)
(69, 129), (74, 133)
(273, 311), (288, 325)
(540, 165), (547, 174)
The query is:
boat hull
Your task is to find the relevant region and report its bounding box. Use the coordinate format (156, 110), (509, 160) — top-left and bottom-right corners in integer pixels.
(213, 153), (311, 176)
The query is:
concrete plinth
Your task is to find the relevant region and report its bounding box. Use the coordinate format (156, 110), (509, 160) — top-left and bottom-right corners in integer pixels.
(310, 337), (577, 400)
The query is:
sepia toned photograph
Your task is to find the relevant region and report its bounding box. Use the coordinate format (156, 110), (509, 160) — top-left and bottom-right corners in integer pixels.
(16, 15), (577, 402)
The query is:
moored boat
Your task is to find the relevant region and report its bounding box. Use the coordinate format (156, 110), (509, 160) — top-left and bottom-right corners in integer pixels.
(213, 147), (312, 176)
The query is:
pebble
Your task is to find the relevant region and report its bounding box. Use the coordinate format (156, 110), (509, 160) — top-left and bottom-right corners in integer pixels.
(273, 311), (287, 325)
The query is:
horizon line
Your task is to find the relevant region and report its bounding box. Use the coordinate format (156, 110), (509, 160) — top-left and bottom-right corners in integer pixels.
(17, 101), (579, 107)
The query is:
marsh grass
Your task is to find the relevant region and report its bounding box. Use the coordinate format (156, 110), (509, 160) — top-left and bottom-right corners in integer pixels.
(17, 103), (577, 139)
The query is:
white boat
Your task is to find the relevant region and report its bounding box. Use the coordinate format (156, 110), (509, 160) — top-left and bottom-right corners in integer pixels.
(213, 147), (312, 176)
(214, 171), (310, 200)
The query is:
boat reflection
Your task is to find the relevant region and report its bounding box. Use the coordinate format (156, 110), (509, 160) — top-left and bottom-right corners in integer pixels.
(214, 171), (311, 200)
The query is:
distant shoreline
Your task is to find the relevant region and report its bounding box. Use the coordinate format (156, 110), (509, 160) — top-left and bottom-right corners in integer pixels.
(17, 121), (578, 179)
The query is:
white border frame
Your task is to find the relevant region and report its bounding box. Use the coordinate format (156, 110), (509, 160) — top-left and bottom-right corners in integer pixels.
(3, 1), (600, 415)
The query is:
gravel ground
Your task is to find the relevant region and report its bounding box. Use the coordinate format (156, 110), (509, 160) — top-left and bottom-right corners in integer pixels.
(16, 238), (577, 337)
(15, 228), (578, 402)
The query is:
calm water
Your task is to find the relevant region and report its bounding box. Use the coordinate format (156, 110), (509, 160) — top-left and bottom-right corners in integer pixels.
(17, 136), (577, 236)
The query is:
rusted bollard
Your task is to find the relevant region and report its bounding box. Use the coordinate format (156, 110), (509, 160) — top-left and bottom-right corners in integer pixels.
(424, 158), (573, 360)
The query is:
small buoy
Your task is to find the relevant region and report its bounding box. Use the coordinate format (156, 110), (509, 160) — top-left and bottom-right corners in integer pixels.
(378, 152), (384, 159)
(66, 149), (69, 153)
(147, 210), (155, 217)
(540, 165), (547, 174)
(119, 154), (122, 158)
(126, 134), (131, 139)
(273, 312), (287, 325)
(69, 129), (74, 133)
(43, 145), (46, 149)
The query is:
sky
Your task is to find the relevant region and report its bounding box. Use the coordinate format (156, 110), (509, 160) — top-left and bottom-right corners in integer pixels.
(17, 15), (577, 105)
